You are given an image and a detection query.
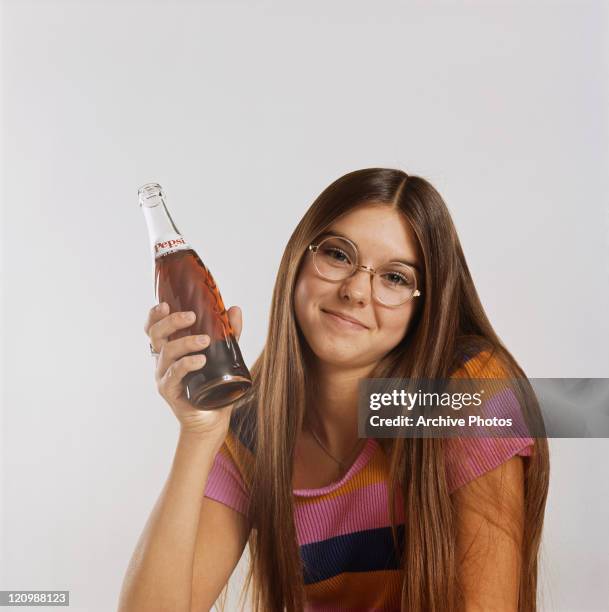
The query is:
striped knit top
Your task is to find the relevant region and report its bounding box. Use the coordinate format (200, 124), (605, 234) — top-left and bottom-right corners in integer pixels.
(203, 349), (535, 611)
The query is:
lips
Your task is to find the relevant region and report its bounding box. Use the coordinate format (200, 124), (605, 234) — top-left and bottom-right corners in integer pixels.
(321, 308), (369, 329)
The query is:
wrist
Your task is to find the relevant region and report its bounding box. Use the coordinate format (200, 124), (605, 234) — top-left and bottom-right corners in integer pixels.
(178, 425), (227, 449)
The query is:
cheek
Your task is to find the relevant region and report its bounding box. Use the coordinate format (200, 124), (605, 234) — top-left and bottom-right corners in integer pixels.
(293, 271), (318, 331)
(376, 306), (415, 349)
(294, 255), (334, 316)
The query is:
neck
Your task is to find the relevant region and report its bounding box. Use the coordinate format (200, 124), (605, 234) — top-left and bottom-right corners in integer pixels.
(306, 360), (375, 456)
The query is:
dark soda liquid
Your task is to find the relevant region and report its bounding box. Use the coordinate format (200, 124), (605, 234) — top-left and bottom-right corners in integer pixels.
(154, 248), (252, 410)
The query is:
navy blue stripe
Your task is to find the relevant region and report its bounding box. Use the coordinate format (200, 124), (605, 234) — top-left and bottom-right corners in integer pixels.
(300, 524), (405, 585)
(457, 347), (483, 366)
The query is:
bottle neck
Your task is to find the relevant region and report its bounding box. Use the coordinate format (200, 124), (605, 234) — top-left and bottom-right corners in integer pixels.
(139, 183), (191, 258)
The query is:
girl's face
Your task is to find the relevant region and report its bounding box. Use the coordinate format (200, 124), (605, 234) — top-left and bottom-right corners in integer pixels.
(294, 203), (423, 371)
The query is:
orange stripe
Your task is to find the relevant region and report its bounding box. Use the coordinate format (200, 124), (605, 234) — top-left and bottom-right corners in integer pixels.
(305, 569), (403, 608)
(225, 431), (391, 505)
(296, 447), (390, 505)
(224, 430), (254, 481)
(452, 349), (510, 379)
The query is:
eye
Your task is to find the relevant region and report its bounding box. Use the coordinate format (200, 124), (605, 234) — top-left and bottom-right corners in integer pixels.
(323, 246), (351, 264)
(382, 271), (412, 286)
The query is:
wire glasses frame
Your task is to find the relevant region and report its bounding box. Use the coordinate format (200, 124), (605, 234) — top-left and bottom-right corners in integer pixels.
(307, 234), (422, 307)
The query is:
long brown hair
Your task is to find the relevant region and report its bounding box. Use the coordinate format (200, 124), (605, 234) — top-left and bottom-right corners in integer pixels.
(225, 168), (549, 611)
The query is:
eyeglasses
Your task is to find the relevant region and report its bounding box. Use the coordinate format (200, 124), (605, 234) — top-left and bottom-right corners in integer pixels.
(308, 234), (422, 307)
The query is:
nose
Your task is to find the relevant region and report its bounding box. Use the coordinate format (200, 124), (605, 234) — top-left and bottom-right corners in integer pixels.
(339, 267), (372, 305)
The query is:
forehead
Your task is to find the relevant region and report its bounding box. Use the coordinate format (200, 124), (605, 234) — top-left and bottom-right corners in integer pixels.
(324, 204), (421, 266)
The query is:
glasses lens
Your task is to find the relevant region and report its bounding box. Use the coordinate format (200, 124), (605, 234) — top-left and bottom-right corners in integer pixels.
(314, 236), (356, 280)
(373, 263), (417, 306)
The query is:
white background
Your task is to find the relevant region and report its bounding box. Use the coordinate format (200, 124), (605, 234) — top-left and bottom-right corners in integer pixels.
(2, 0), (608, 610)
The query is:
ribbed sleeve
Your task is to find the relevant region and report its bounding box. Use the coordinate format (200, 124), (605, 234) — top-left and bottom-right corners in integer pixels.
(203, 443), (250, 517)
(444, 349), (537, 494)
(445, 435), (534, 494)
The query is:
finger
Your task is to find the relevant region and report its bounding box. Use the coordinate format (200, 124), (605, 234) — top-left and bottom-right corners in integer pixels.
(158, 353), (207, 401)
(144, 302), (169, 336)
(156, 333), (211, 381)
(149, 310), (196, 353)
(227, 306), (242, 341)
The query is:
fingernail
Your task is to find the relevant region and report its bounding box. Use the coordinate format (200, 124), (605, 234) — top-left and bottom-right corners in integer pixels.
(183, 311), (195, 321)
(196, 335), (208, 346)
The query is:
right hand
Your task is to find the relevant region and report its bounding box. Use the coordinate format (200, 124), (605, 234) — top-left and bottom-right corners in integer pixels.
(144, 302), (244, 441)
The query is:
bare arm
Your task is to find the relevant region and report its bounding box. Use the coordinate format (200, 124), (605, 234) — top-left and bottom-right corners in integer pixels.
(118, 303), (250, 611)
(191, 497), (251, 610)
(452, 455), (526, 611)
(117, 433), (250, 612)
(116, 434), (216, 610)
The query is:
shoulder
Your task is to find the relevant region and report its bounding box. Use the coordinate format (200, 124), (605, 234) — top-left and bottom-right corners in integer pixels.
(203, 405), (257, 517)
(228, 402), (258, 453)
(449, 337), (519, 379)
(222, 403), (257, 486)
(444, 343), (535, 495)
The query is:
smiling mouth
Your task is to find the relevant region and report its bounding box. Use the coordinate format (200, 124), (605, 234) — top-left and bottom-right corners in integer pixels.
(321, 309), (369, 329)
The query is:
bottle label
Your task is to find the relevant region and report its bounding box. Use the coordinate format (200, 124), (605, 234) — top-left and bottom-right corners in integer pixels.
(154, 233), (191, 258)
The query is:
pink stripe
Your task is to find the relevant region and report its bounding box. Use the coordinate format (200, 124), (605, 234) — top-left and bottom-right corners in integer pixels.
(294, 481), (405, 545)
(480, 387), (532, 437)
(203, 451), (250, 516)
(445, 437), (534, 494)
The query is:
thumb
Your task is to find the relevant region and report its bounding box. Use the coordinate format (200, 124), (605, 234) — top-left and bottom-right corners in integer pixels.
(227, 306), (243, 341)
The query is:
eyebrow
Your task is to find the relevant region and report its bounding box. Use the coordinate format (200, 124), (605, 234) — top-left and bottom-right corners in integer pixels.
(318, 230), (422, 275)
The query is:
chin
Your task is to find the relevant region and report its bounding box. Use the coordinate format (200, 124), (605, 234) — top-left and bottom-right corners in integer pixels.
(296, 309), (371, 367)
(306, 337), (370, 369)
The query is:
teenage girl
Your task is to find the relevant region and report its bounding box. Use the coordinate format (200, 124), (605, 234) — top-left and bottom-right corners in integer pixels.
(119, 168), (549, 612)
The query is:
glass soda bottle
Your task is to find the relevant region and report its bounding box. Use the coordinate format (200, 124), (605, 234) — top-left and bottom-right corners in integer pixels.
(138, 182), (252, 410)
